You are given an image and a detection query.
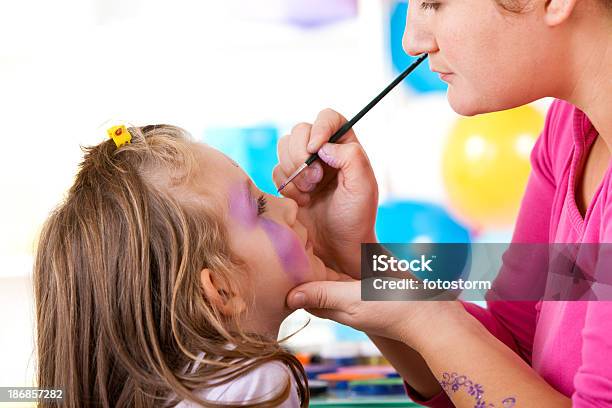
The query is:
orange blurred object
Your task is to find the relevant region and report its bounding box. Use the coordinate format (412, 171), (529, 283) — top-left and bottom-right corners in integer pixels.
(294, 352), (311, 365)
(317, 372), (384, 382)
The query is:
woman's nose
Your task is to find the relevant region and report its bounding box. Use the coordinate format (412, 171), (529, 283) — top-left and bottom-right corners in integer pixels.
(402, 5), (438, 57)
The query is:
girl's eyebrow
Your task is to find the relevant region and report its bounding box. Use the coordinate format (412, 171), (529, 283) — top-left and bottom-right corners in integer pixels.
(227, 179), (257, 219)
(244, 179), (253, 200)
(243, 179), (257, 207)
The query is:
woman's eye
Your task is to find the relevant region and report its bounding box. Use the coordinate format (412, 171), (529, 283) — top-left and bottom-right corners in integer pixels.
(420, 2), (440, 10)
(256, 195), (268, 216)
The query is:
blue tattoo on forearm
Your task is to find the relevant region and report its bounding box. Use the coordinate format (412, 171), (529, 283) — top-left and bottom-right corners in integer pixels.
(440, 372), (516, 408)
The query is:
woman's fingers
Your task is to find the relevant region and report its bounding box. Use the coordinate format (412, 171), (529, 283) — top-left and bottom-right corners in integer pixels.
(275, 124), (324, 193)
(286, 280), (365, 331)
(317, 142), (374, 198)
(287, 122), (311, 166)
(301, 161), (324, 185)
(275, 108), (365, 196)
(272, 165), (310, 206)
(276, 129), (306, 177)
(324, 266), (355, 282)
(308, 108), (359, 154)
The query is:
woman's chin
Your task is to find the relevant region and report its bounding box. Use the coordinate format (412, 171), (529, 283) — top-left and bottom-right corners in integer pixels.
(447, 83), (529, 117)
(447, 89), (486, 117)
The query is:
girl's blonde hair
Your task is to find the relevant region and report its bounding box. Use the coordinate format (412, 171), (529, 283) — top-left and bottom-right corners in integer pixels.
(33, 125), (308, 407)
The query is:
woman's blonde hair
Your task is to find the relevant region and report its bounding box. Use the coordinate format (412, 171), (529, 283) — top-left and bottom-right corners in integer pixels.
(33, 125), (308, 407)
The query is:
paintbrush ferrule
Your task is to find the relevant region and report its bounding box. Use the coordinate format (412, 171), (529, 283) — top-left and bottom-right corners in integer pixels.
(277, 162), (309, 193)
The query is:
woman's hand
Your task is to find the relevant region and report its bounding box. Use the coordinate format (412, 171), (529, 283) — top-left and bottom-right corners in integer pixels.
(286, 278), (469, 351)
(273, 108), (379, 277)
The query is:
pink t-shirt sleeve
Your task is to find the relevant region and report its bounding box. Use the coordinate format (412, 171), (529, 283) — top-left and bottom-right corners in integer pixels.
(572, 206), (612, 406)
(405, 102), (561, 407)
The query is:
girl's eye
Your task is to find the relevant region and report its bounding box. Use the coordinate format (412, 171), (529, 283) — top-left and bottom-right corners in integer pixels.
(257, 195), (268, 216)
(421, 2), (440, 10)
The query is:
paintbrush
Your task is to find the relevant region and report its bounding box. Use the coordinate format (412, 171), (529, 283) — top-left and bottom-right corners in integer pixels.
(277, 53), (428, 193)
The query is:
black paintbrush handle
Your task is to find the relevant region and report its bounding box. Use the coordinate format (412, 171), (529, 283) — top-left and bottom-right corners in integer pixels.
(304, 53), (428, 167)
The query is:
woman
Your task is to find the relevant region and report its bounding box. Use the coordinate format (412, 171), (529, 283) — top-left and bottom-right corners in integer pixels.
(273, 0), (611, 406)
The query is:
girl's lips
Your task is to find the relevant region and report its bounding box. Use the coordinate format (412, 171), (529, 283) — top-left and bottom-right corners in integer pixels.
(438, 72), (454, 82)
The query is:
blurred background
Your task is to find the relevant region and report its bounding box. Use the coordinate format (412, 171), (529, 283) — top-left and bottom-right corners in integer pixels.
(0, 0), (550, 403)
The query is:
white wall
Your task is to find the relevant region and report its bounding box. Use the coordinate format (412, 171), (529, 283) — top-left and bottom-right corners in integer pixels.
(0, 0), (545, 386)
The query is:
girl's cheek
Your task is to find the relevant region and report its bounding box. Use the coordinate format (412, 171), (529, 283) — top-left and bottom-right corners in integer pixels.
(228, 184), (309, 282)
(260, 219), (309, 283)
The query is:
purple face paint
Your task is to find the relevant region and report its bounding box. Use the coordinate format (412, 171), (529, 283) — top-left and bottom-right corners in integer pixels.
(261, 218), (310, 283)
(228, 181), (310, 283)
(228, 183), (258, 229)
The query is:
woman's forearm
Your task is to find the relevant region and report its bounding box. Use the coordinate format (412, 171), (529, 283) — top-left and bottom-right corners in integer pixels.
(322, 239), (569, 406)
(412, 312), (571, 408)
(367, 333), (442, 399)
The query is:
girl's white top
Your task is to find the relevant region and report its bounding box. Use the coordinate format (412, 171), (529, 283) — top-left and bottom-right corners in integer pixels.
(172, 352), (300, 407)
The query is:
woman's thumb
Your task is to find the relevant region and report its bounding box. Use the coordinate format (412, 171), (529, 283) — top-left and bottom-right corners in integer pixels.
(286, 281), (349, 311)
(316, 142), (372, 192)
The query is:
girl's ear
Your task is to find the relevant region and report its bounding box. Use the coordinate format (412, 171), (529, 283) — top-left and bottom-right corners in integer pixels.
(544, 0), (578, 26)
(200, 268), (246, 316)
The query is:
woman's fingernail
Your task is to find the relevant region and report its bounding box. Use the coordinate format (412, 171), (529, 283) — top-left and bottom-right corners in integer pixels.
(302, 168), (314, 182)
(318, 144), (329, 159)
(317, 144), (336, 167)
(290, 292), (306, 309)
(295, 177), (315, 192)
(302, 182), (316, 192)
(307, 142), (316, 153)
(304, 166), (321, 183)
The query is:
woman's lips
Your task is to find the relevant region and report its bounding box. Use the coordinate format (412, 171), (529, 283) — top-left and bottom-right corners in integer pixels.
(437, 72), (453, 82)
(431, 67), (453, 82)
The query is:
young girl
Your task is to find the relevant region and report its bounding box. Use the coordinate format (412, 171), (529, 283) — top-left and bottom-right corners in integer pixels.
(33, 124), (331, 407)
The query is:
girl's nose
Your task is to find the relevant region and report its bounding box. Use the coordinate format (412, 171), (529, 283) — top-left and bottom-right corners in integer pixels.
(277, 195), (299, 227)
(402, 5), (438, 57)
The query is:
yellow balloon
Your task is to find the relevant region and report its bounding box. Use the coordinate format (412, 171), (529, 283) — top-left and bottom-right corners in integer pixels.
(442, 105), (544, 230)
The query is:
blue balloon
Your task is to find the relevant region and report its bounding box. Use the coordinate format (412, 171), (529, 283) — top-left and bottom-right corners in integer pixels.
(203, 125), (280, 196)
(376, 200), (470, 243)
(375, 200), (471, 281)
(388, 0), (447, 93)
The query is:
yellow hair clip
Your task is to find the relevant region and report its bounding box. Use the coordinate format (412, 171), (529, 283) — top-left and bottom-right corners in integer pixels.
(107, 125), (132, 148)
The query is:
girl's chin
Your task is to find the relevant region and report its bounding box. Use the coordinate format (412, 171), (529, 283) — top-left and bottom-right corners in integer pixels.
(297, 254), (326, 284)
